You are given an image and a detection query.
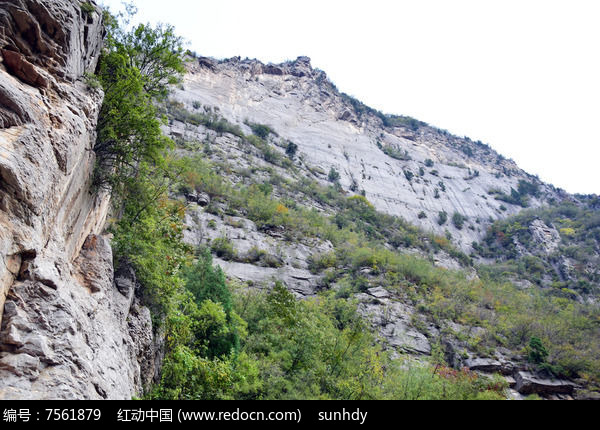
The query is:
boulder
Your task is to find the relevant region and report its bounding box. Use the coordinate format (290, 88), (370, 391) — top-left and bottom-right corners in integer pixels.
(197, 56), (216, 71)
(367, 287), (390, 299)
(263, 65), (284, 75)
(465, 358), (502, 373)
(186, 191), (210, 206)
(514, 371), (576, 396)
(465, 357), (518, 375)
(574, 389), (600, 400)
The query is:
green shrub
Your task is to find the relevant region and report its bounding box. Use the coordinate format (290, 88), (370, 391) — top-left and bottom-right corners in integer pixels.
(261, 253), (284, 268)
(438, 211), (448, 226)
(527, 336), (549, 364)
(328, 167), (341, 183)
(452, 212), (466, 230)
(307, 252), (338, 273)
(383, 146), (411, 161)
(211, 237), (237, 261)
(285, 141), (298, 158)
(80, 2), (95, 15)
(247, 122), (273, 139)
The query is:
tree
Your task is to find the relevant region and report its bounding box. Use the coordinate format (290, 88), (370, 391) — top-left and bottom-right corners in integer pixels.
(119, 23), (185, 100)
(183, 249), (232, 314)
(93, 10), (185, 194)
(328, 167), (341, 183)
(286, 141), (298, 159)
(528, 336), (549, 364)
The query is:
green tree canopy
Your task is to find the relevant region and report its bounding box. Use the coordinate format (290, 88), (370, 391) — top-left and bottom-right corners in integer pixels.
(93, 10), (185, 194)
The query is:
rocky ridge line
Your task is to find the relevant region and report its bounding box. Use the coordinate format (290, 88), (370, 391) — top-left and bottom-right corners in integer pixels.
(175, 54), (565, 252)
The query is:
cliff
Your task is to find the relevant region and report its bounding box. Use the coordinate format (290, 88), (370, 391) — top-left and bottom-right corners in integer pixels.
(173, 56), (565, 252)
(0, 0), (156, 400)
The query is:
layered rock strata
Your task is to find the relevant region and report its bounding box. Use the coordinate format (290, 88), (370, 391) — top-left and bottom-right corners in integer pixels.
(0, 0), (157, 400)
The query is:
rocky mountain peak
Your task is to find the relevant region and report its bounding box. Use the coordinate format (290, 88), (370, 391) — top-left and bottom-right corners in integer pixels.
(198, 54), (319, 80)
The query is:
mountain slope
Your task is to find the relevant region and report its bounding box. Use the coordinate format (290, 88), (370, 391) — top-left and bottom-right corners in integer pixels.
(172, 55), (566, 252)
(157, 54), (599, 399)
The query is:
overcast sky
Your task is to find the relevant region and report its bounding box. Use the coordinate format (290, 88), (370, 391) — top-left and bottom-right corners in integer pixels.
(100, 0), (600, 195)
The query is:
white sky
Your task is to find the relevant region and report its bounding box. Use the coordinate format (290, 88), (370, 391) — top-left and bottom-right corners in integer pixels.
(100, 0), (600, 195)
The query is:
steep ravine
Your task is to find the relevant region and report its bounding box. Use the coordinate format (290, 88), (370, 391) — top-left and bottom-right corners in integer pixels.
(0, 0), (158, 400)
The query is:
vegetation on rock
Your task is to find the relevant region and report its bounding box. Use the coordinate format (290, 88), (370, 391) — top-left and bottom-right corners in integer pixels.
(91, 8), (599, 400)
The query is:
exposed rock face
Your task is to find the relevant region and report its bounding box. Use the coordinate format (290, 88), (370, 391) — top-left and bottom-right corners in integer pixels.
(357, 294), (432, 355)
(529, 219), (561, 255)
(174, 56), (560, 252)
(0, 0), (157, 399)
(0, 235), (158, 399)
(183, 201), (332, 297)
(465, 357), (518, 376)
(0, 0), (106, 324)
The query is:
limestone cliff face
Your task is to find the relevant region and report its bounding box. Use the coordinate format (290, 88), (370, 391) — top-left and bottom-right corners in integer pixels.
(0, 0), (157, 400)
(174, 56), (563, 251)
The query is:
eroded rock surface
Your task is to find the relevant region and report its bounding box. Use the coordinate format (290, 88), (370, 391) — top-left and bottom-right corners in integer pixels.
(514, 371), (577, 396)
(0, 235), (158, 399)
(173, 56), (562, 252)
(529, 219), (561, 255)
(0, 0), (157, 400)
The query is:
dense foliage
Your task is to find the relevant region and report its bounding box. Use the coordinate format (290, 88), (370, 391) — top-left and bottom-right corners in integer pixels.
(151, 253), (507, 400)
(93, 10), (184, 194)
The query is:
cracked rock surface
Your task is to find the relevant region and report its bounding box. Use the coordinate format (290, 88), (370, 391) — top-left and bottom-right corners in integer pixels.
(0, 1), (158, 400)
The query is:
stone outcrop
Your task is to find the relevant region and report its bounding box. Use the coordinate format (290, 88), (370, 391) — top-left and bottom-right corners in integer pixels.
(182, 204), (332, 297)
(529, 219), (561, 255)
(0, 235), (158, 399)
(514, 371), (577, 396)
(356, 293), (433, 355)
(0, 0), (157, 399)
(465, 357), (518, 376)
